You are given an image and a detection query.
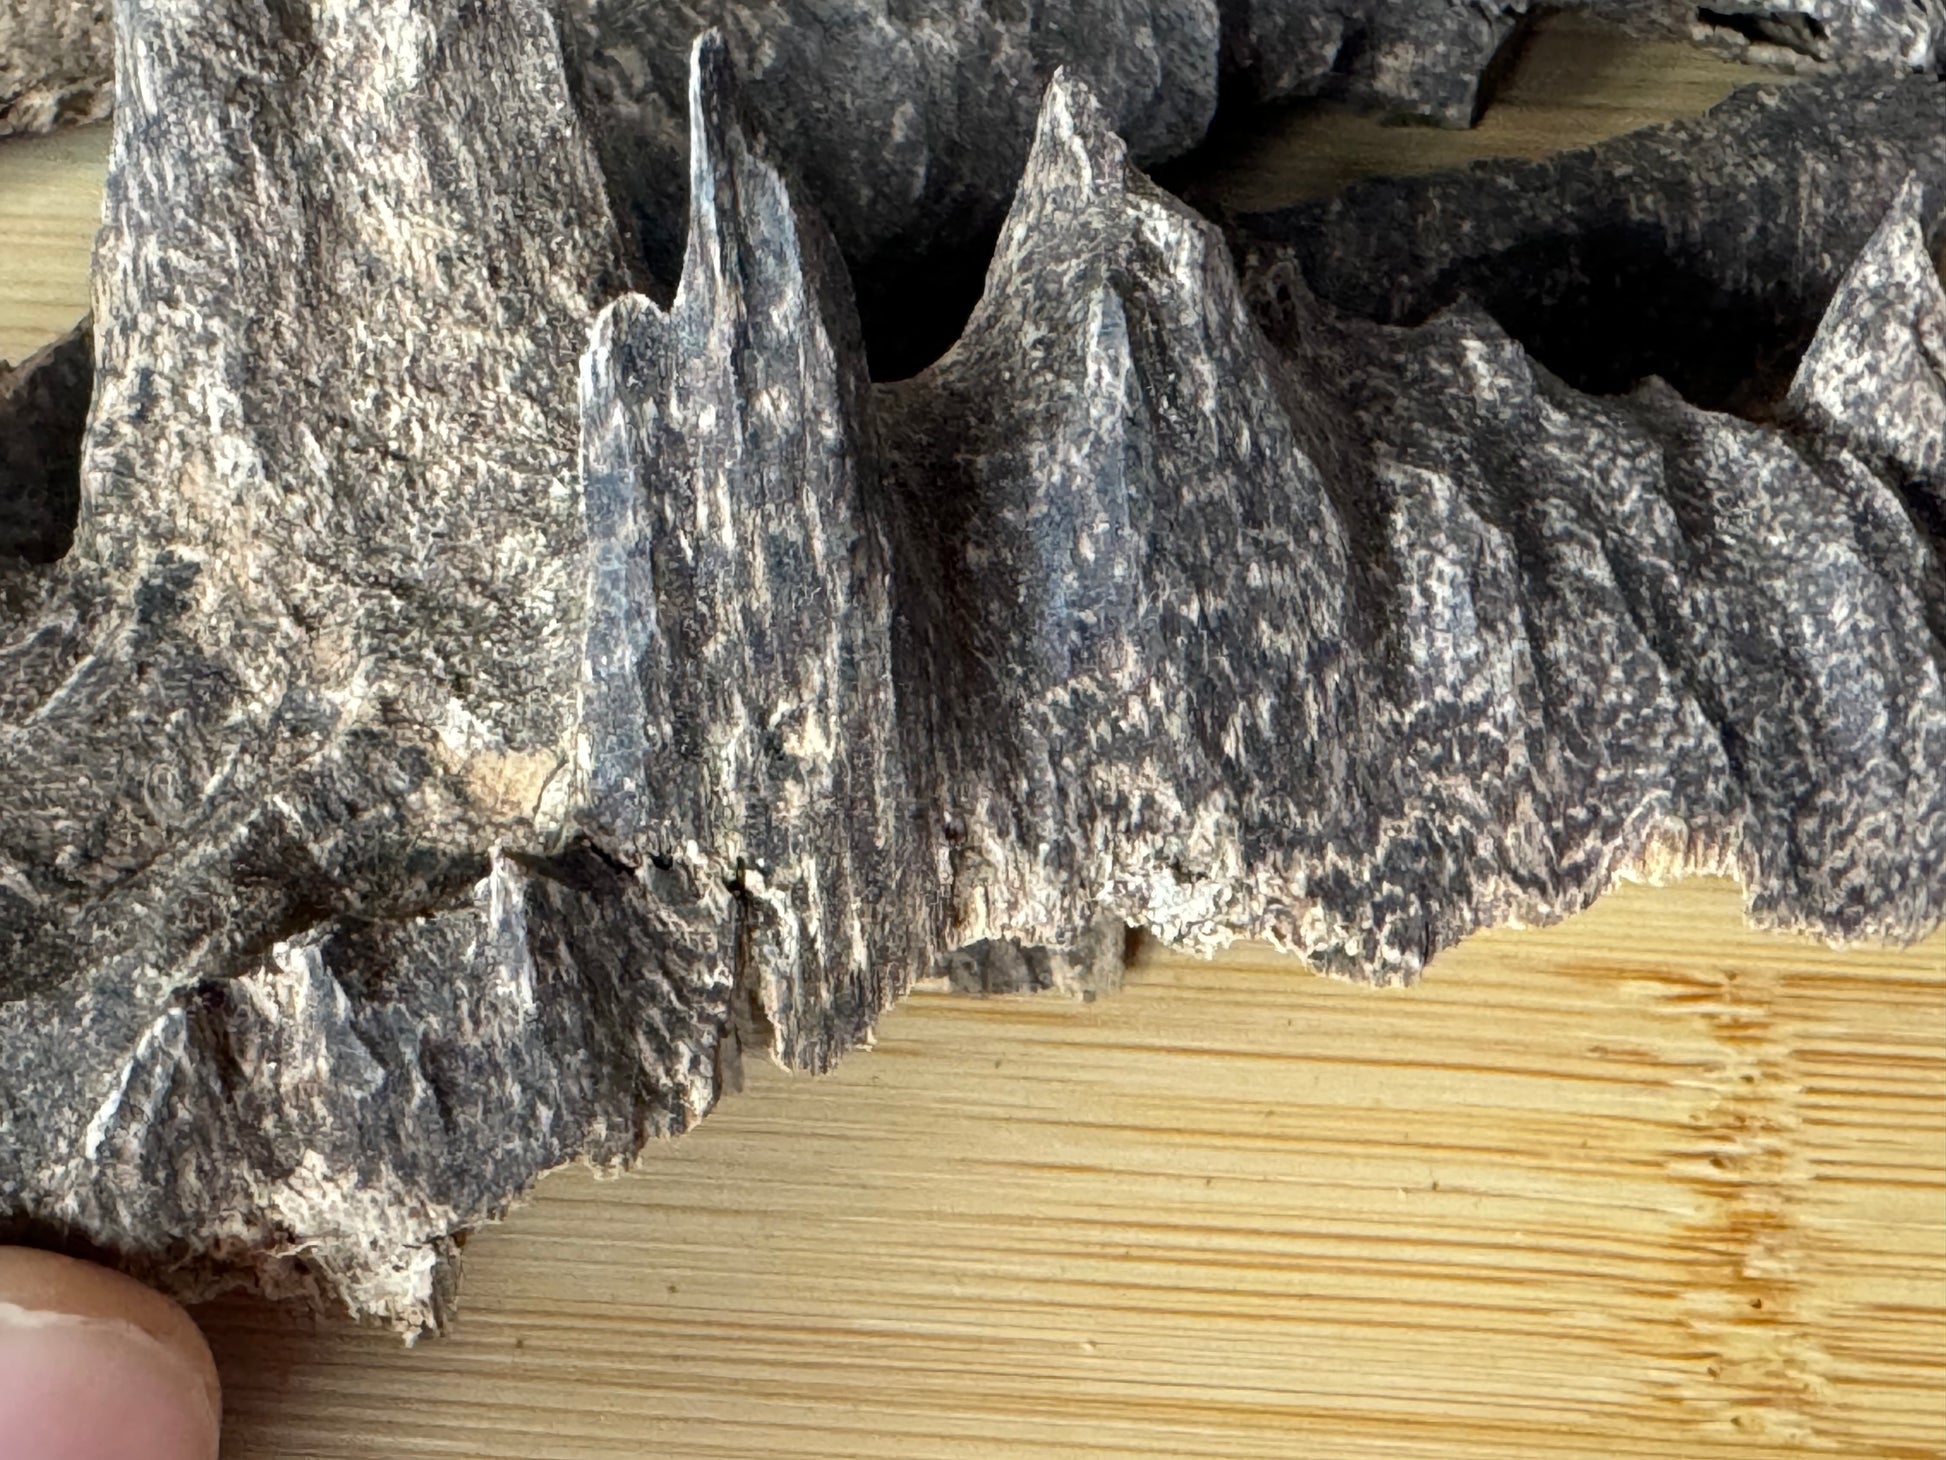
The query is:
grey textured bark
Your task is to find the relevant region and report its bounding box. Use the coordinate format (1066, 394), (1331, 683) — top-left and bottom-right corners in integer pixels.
(1236, 73), (1946, 417)
(876, 69), (1944, 976)
(1785, 174), (1946, 516)
(5, 3), (1938, 372)
(1646, 0), (1942, 75)
(559, 0), (1221, 365)
(576, 37), (933, 1073)
(930, 916), (1129, 998)
(9, 4), (1938, 311)
(0, 2), (1941, 1332)
(1222, 1), (1943, 124)
(558, 0), (1943, 367)
(1, 0), (640, 1324)
(1217, 0), (1531, 121)
(0, 0), (110, 134)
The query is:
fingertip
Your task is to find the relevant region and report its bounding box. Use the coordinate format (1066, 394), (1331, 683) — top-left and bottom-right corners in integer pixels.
(0, 1248), (220, 1460)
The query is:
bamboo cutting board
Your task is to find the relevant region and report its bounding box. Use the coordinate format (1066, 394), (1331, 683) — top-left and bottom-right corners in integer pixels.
(2, 16), (1941, 1458)
(195, 879), (1946, 1459)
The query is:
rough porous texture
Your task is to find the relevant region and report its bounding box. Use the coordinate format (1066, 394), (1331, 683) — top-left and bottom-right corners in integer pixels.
(1222, 1), (1944, 123)
(560, 0), (1221, 373)
(0, 1), (1940, 1331)
(873, 70), (1944, 977)
(1, 0), (635, 1323)
(14, 0), (1941, 141)
(0, 0), (111, 134)
(10, 3), (1940, 363)
(1238, 73), (1946, 416)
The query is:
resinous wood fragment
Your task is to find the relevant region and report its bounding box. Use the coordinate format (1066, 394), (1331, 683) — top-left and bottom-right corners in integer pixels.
(0, 1), (1939, 1331)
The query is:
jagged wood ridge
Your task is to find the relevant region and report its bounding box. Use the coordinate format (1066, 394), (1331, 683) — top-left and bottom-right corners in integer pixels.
(7, 2), (1943, 367)
(0, 3), (1939, 1330)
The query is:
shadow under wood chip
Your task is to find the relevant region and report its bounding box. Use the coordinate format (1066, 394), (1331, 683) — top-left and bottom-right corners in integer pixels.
(0, 320), (90, 565)
(1405, 221), (1820, 417)
(1696, 6), (1832, 60)
(1234, 72), (1946, 421)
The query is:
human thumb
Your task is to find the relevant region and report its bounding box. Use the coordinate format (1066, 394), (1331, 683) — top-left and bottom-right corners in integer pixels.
(0, 1249), (220, 1460)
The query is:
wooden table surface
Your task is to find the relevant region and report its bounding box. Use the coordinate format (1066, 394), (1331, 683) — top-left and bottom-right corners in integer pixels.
(2, 16), (1941, 1459)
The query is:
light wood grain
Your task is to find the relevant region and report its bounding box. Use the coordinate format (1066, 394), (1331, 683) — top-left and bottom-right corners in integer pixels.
(0, 118), (105, 364)
(0, 17), (1940, 1460)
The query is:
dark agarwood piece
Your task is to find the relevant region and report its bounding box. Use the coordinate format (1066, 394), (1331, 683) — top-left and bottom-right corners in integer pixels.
(0, 4), (1938, 1330)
